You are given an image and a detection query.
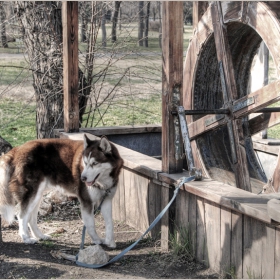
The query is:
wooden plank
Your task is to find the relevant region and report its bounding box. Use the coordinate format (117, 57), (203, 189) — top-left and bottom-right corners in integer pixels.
(253, 141), (279, 156)
(161, 186), (170, 251)
(175, 189), (189, 229)
(193, 2), (209, 27)
(62, 2), (79, 133)
(249, 112), (280, 135)
(275, 228), (280, 278)
(243, 216), (264, 279)
(233, 79), (280, 118)
(124, 168), (135, 228)
(196, 197), (206, 264)
(161, 1), (183, 173)
(211, 1), (251, 192)
(220, 206), (231, 274)
(135, 174), (149, 233)
(112, 168), (121, 221)
(231, 211), (243, 279)
(204, 201), (220, 271)
(262, 225), (275, 279)
(148, 180), (162, 238)
(188, 193), (197, 259)
(183, 179), (272, 223)
(118, 168), (126, 222)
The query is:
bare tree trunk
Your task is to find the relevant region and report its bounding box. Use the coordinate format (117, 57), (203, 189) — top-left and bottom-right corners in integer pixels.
(16, 2), (89, 138)
(0, 2), (8, 48)
(102, 5), (106, 48)
(118, 6), (121, 30)
(111, 1), (121, 43)
(144, 2), (150, 48)
(158, 1), (162, 49)
(138, 1), (144, 46)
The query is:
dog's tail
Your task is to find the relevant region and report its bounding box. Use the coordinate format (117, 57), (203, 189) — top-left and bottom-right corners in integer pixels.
(0, 153), (15, 224)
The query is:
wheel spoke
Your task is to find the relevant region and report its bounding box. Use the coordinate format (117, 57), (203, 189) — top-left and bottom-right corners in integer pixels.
(211, 1), (251, 191)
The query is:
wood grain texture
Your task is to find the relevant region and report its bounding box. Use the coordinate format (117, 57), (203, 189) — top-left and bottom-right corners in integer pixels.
(62, 2), (79, 133)
(161, 1), (183, 173)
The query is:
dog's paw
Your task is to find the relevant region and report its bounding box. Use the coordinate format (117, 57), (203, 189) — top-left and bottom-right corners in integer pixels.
(23, 237), (38, 244)
(39, 234), (51, 241)
(102, 239), (116, 248)
(92, 239), (102, 245)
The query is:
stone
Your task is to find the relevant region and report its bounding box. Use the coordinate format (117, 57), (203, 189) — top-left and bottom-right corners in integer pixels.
(77, 245), (109, 265)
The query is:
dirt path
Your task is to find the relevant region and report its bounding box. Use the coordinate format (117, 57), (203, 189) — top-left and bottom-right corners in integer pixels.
(0, 200), (219, 279)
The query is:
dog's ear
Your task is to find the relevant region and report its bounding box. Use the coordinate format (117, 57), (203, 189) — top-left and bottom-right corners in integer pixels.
(83, 134), (91, 149)
(99, 136), (111, 154)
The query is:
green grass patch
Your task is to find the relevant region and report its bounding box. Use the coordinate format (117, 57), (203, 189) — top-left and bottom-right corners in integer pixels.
(82, 93), (161, 127)
(0, 99), (36, 147)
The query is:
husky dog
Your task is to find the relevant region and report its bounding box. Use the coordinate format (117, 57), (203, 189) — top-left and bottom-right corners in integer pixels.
(0, 135), (123, 247)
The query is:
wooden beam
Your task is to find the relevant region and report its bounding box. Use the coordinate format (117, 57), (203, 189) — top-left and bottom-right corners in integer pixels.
(162, 1), (184, 173)
(193, 1), (209, 27)
(62, 2), (79, 133)
(211, 2), (251, 191)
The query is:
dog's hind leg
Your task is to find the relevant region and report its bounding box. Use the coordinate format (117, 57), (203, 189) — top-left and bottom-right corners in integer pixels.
(28, 196), (50, 241)
(80, 206), (103, 245)
(100, 197), (116, 248)
(18, 181), (47, 244)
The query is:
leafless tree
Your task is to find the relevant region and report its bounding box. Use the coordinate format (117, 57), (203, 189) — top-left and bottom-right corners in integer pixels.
(0, 2), (8, 48)
(111, 1), (121, 43)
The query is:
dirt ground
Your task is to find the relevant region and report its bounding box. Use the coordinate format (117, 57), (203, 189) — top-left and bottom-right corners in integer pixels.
(0, 199), (220, 279)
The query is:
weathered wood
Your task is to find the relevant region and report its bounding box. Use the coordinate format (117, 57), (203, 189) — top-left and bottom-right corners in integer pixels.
(253, 141), (280, 156)
(188, 193), (197, 258)
(182, 178), (272, 223)
(275, 228), (280, 278)
(249, 113), (280, 136)
(161, 186), (170, 251)
(262, 225), (276, 279)
(220, 207), (231, 274)
(204, 201), (221, 271)
(162, 1), (183, 173)
(230, 211), (243, 278)
(193, 2), (209, 27)
(123, 168), (135, 228)
(148, 180), (162, 238)
(243, 217), (264, 279)
(62, 2), (79, 133)
(196, 197), (206, 264)
(211, 1), (251, 191)
(233, 79), (280, 119)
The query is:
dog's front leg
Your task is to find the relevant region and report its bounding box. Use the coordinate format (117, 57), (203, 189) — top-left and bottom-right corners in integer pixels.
(100, 197), (116, 248)
(80, 206), (102, 245)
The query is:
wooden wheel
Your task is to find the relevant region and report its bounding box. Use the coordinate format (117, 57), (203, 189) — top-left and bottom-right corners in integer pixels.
(183, 2), (280, 193)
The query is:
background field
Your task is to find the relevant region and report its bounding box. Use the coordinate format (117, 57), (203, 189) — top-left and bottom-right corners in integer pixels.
(0, 23), (279, 147)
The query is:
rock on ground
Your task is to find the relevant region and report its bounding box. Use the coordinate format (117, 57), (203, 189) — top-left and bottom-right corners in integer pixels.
(77, 245), (109, 265)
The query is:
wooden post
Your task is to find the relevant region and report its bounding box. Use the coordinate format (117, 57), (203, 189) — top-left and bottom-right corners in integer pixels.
(162, 1), (183, 174)
(62, 2), (79, 133)
(193, 1), (209, 27)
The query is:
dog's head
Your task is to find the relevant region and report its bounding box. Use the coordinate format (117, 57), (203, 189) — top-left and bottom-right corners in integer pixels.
(81, 135), (123, 189)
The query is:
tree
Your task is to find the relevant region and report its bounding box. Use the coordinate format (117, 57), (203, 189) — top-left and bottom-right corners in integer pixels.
(111, 1), (121, 43)
(138, 1), (144, 47)
(144, 2), (150, 48)
(0, 2), (8, 48)
(16, 2), (90, 139)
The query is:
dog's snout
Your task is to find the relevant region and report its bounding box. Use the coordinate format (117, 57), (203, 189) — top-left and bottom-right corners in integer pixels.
(81, 176), (87, 182)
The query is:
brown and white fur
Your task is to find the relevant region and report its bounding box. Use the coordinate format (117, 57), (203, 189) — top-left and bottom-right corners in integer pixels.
(0, 134), (123, 247)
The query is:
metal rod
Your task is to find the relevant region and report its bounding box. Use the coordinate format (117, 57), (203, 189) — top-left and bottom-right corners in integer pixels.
(171, 107), (280, 116)
(171, 108), (230, 115)
(256, 107), (280, 113)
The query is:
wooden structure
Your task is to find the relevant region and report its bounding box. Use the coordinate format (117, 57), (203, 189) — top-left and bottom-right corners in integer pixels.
(59, 1), (280, 278)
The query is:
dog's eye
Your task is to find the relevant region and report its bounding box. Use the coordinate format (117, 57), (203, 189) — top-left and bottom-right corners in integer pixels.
(91, 162), (98, 166)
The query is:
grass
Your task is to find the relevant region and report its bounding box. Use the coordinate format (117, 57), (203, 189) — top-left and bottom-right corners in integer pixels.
(169, 225), (195, 261)
(0, 99), (36, 146)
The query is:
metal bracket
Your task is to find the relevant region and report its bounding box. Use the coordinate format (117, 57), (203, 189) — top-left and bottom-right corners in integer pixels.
(177, 106), (202, 179)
